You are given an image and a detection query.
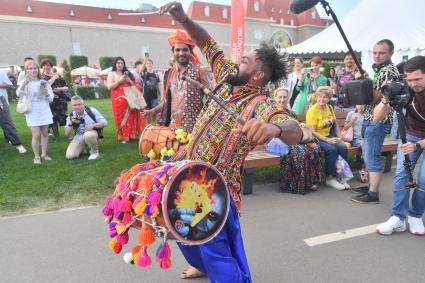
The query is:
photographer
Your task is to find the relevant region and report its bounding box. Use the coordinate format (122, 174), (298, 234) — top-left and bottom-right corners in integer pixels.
(65, 95), (107, 160)
(374, 56), (425, 235)
(351, 39), (399, 204)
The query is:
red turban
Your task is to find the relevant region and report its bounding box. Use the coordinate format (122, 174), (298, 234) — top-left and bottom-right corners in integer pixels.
(168, 30), (201, 65)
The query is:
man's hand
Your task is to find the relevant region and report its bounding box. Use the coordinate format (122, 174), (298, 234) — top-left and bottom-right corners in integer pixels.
(141, 108), (155, 118)
(399, 142), (417, 155)
(85, 124), (95, 131)
(240, 119), (280, 145)
(159, 2), (187, 23)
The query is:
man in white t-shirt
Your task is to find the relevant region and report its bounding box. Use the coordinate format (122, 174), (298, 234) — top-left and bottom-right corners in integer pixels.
(0, 70), (27, 154)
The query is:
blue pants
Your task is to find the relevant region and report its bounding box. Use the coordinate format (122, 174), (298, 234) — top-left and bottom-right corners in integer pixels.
(318, 137), (348, 177)
(391, 133), (425, 220)
(362, 120), (392, 172)
(177, 200), (252, 283)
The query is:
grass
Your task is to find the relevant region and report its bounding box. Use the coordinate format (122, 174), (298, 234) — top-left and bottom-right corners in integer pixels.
(0, 99), (142, 216)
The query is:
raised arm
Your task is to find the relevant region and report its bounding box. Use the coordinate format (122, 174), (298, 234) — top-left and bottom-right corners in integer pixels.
(160, 2), (209, 48)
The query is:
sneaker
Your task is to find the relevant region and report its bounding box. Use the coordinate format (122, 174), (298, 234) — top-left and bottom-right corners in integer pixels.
(88, 151), (99, 160)
(376, 216), (406, 235)
(41, 155), (52, 161)
(33, 156), (41, 165)
(407, 216), (425, 236)
(16, 145), (27, 154)
(326, 177), (346, 190)
(351, 192), (379, 204)
(340, 177), (351, 189)
(359, 169), (368, 183)
(351, 186), (369, 194)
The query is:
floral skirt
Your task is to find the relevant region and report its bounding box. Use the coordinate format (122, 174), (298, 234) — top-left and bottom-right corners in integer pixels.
(279, 139), (325, 194)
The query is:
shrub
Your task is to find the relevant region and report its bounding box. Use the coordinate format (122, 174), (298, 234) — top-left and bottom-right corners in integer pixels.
(37, 55), (57, 66)
(76, 86), (96, 100)
(62, 59), (73, 88)
(97, 86), (110, 99)
(99, 57), (115, 70)
(70, 55), (88, 70)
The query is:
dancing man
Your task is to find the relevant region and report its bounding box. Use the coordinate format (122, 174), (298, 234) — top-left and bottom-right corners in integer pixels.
(145, 29), (209, 133)
(160, 2), (303, 282)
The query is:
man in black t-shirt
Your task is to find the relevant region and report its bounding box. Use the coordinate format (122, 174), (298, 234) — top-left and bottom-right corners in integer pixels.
(142, 59), (162, 109)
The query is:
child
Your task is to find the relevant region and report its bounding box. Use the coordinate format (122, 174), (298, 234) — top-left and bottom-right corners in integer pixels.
(344, 105), (368, 182)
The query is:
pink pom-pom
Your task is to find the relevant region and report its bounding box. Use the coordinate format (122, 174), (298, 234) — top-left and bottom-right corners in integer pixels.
(147, 191), (162, 206)
(137, 249), (152, 268)
(116, 232), (129, 245)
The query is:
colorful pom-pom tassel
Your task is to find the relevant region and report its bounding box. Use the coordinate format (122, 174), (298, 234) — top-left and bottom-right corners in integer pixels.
(116, 232), (129, 245)
(134, 198), (147, 216)
(156, 241), (172, 269)
(137, 224), (155, 246)
(147, 190), (162, 206)
(123, 252), (134, 264)
(108, 238), (122, 254)
(137, 248), (152, 268)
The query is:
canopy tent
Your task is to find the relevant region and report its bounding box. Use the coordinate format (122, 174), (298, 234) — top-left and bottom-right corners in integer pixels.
(287, 0), (425, 74)
(70, 66), (101, 76)
(99, 67), (112, 76)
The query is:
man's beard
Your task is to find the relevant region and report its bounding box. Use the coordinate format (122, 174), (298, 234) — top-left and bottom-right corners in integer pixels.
(226, 67), (249, 86)
(176, 56), (190, 67)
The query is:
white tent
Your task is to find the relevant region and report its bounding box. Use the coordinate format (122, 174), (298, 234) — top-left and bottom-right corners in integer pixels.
(70, 66), (100, 76)
(99, 67), (112, 76)
(287, 0), (425, 74)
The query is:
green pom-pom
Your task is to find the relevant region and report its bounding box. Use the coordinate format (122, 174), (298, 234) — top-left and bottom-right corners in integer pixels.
(187, 134), (193, 140)
(160, 147), (168, 157)
(175, 129), (184, 135)
(167, 148), (175, 157)
(147, 149), (156, 159)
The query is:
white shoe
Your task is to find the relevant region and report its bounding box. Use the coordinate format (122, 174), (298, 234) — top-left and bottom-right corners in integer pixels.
(340, 177), (351, 189)
(376, 216), (406, 235)
(326, 177), (346, 191)
(16, 145), (27, 154)
(407, 216), (425, 236)
(88, 151), (99, 160)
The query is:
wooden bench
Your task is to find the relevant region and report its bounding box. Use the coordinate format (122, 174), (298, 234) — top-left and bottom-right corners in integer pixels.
(242, 112), (399, 195)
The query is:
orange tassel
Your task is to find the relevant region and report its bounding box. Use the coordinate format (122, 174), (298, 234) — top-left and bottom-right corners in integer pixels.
(137, 224), (155, 246)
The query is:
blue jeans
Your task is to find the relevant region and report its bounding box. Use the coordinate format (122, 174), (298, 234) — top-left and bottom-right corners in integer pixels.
(391, 133), (425, 220)
(145, 97), (159, 110)
(350, 137), (362, 148)
(319, 137), (348, 177)
(362, 120), (392, 172)
(177, 200), (252, 283)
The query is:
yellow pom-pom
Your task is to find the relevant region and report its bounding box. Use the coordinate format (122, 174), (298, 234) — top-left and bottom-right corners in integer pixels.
(108, 238), (117, 250)
(134, 199), (147, 215)
(116, 223), (129, 235)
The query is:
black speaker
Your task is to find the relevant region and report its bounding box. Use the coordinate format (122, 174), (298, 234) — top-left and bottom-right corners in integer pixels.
(341, 78), (374, 106)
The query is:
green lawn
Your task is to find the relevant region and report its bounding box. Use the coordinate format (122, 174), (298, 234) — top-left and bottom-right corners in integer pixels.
(0, 98), (282, 216)
(0, 99), (144, 216)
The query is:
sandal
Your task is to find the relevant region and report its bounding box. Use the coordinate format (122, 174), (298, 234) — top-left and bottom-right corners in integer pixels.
(41, 155), (52, 161)
(34, 156), (41, 165)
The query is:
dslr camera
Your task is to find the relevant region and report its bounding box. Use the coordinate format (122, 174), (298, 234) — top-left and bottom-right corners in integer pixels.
(381, 77), (412, 111)
(69, 112), (85, 130)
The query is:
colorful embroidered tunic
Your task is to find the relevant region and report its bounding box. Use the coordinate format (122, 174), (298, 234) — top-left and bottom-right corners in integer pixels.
(177, 37), (292, 211)
(162, 63), (209, 133)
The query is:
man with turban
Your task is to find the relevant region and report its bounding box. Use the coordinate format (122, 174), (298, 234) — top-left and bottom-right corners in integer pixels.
(145, 29), (209, 134)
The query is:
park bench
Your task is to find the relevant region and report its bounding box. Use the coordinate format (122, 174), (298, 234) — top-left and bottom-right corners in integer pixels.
(242, 112), (400, 195)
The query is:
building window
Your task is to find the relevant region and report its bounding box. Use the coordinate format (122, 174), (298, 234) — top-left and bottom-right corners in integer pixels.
(254, 1), (260, 12)
(140, 17), (145, 23)
(279, 9), (282, 14)
(280, 18), (284, 25)
(271, 8), (274, 13)
(311, 10), (316, 19)
(69, 9), (76, 17)
(204, 5), (210, 17)
(222, 8), (228, 19)
(254, 30), (263, 41)
(26, 5), (32, 13)
(72, 42), (81, 55)
(290, 19), (294, 26)
(107, 13), (112, 21)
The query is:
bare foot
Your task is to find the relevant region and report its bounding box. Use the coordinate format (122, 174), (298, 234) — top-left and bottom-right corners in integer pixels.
(180, 265), (207, 279)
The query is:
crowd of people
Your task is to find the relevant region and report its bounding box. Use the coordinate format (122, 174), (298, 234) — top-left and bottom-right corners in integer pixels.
(1, 1), (424, 281)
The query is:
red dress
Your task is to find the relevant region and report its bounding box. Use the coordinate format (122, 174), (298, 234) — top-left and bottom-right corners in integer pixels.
(110, 79), (145, 142)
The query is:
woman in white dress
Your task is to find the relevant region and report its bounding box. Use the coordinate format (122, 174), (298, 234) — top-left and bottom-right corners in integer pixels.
(17, 61), (54, 164)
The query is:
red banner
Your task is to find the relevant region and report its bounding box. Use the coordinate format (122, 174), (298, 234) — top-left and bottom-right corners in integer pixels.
(231, 0), (245, 63)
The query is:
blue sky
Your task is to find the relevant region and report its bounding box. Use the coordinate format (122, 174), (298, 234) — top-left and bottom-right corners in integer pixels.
(37, 0), (361, 19)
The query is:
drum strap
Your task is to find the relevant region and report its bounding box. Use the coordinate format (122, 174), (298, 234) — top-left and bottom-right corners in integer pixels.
(216, 94), (263, 166)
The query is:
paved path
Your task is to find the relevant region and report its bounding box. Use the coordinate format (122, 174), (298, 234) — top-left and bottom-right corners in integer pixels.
(1, 173), (424, 283)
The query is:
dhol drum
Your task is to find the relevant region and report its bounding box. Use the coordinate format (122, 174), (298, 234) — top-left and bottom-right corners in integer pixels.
(102, 160), (229, 269)
(139, 124), (180, 157)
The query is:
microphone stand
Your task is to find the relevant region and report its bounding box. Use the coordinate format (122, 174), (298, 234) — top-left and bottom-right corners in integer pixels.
(318, 0), (365, 76)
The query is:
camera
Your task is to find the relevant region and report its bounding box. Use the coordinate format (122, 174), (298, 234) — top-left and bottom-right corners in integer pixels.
(70, 113), (85, 130)
(124, 70), (130, 76)
(340, 78), (374, 106)
(381, 79), (412, 111)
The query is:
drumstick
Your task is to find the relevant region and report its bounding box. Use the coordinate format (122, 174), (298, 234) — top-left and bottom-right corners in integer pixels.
(118, 4), (176, 16)
(181, 76), (246, 126)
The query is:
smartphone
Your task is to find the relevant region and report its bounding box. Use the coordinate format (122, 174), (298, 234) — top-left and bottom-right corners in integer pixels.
(144, 52), (149, 59)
